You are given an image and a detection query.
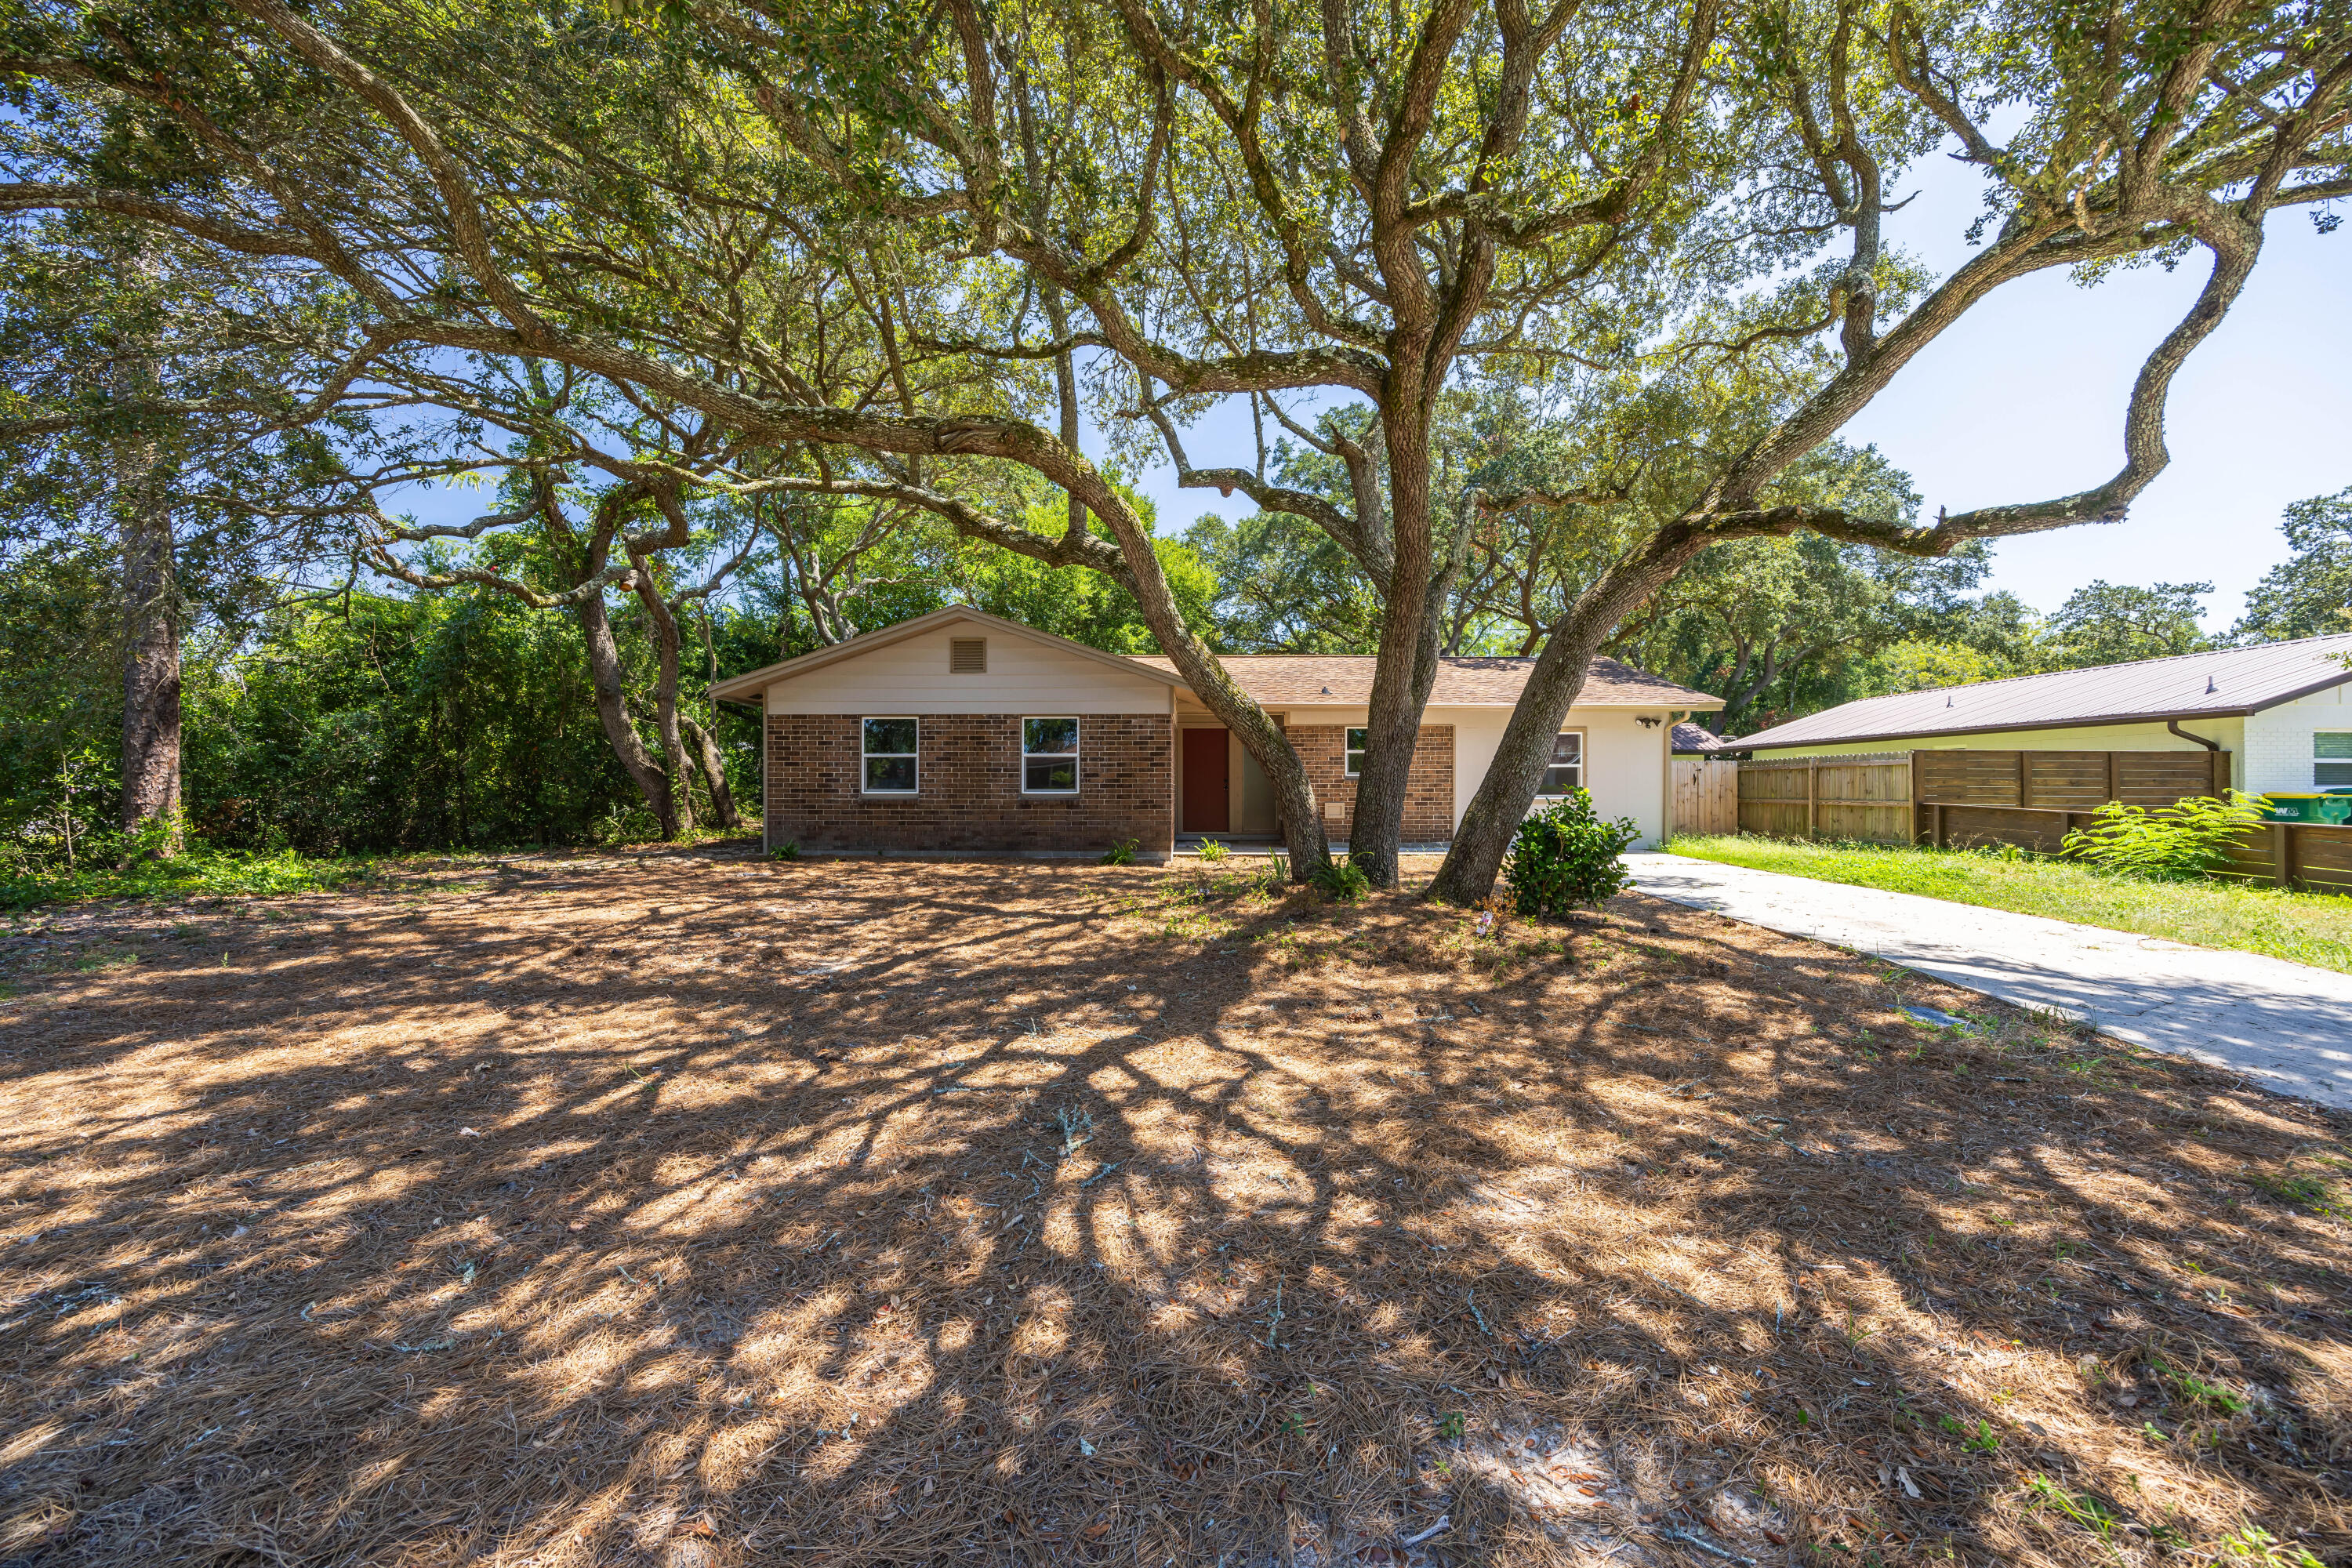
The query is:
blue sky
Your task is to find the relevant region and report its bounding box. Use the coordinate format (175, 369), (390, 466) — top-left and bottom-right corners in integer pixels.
(1123, 148), (2350, 633)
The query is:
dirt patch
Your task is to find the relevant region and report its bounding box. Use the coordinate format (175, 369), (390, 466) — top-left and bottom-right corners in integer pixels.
(2, 848), (2347, 1566)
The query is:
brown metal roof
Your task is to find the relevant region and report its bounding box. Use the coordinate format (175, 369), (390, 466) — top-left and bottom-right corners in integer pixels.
(1726, 633), (2352, 752)
(1128, 653), (1721, 709)
(1671, 720), (1723, 753)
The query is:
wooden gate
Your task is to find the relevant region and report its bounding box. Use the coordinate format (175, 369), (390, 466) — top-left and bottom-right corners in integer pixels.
(1669, 757), (1740, 837)
(1737, 753), (1915, 843)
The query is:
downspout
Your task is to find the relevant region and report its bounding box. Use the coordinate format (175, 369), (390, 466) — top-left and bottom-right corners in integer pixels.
(2168, 718), (2231, 797)
(2166, 719), (2220, 751)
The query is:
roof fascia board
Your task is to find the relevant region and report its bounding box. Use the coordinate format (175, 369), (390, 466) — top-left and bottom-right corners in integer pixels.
(2244, 669), (2352, 715)
(1738, 706), (2268, 752)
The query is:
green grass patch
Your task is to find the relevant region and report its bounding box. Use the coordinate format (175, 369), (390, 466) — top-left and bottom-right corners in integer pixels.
(0, 849), (381, 910)
(1662, 835), (2352, 975)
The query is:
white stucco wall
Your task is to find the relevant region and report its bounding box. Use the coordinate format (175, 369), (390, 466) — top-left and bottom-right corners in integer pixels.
(764, 622), (1176, 715)
(2246, 683), (2352, 793)
(1751, 718), (2248, 789)
(1224, 702), (1674, 847)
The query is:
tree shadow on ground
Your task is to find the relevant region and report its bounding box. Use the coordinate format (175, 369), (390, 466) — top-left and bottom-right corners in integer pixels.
(1, 849), (2347, 1568)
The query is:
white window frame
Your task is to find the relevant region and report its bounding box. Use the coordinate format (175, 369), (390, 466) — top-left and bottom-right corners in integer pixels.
(1021, 716), (1081, 794)
(2318, 731), (2352, 787)
(860, 716), (920, 794)
(1344, 726), (1369, 777)
(1537, 728), (1585, 796)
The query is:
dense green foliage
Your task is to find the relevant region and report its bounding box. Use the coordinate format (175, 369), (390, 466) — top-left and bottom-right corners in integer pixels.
(2061, 792), (2272, 880)
(1502, 792), (1642, 918)
(2232, 488), (2352, 644)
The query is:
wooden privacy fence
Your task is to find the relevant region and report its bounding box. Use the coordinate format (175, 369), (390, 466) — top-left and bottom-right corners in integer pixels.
(1669, 756), (1740, 836)
(1734, 746), (2352, 895)
(1736, 752), (1915, 843)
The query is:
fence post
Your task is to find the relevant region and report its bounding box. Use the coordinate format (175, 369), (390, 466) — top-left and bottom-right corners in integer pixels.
(2272, 823), (2289, 888)
(1806, 764), (1818, 838)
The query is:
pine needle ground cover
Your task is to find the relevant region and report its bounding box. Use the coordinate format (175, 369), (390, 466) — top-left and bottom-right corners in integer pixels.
(2, 850), (2346, 1568)
(1666, 835), (2352, 977)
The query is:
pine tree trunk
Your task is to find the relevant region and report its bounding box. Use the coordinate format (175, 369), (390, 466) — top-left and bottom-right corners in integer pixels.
(117, 424), (182, 857)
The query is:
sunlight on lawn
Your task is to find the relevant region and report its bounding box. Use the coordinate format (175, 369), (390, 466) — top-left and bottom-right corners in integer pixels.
(1664, 836), (2352, 975)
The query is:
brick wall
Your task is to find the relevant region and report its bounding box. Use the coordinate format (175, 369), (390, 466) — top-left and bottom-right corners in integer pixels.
(1289, 724), (1455, 844)
(764, 713), (1173, 854)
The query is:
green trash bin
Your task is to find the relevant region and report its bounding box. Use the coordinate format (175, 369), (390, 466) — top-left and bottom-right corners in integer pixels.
(2262, 793), (2332, 823)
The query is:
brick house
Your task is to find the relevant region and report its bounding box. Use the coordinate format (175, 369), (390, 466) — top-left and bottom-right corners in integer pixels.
(710, 607), (1722, 858)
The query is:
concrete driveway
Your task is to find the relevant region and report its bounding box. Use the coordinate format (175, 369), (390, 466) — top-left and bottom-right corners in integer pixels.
(1624, 851), (2352, 1113)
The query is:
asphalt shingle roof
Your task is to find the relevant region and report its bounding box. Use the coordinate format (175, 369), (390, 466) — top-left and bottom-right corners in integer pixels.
(1726, 634), (2352, 752)
(1671, 721), (1723, 753)
(1129, 653), (1720, 708)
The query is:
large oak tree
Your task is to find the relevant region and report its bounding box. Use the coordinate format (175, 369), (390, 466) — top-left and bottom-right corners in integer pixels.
(4, 0), (2344, 892)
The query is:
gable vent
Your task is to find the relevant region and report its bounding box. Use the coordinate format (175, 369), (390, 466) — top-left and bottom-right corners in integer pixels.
(949, 637), (988, 673)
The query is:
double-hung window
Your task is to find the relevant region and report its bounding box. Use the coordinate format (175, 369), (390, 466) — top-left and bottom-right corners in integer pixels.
(1022, 717), (1080, 793)
(861, 717), (918, 793)
(1539, 730), (1584, 795)
(2318, 731), (2352, 787)
(1344, 728), (1369, 776)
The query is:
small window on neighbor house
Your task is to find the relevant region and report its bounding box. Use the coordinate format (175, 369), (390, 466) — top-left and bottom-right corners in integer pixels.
(949, 637), (987, 673)
(1345, 727), (1368, 776)
(1540, 731), (1584, 794)
(862, 717), (918, 793)
(2318, 731), (2352, 786)
(1023, 717), (1079, 793)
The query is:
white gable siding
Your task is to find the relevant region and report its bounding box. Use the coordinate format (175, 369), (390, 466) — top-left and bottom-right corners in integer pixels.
(2245, 681), (2352, 793)
(764, 624), (1174, 715)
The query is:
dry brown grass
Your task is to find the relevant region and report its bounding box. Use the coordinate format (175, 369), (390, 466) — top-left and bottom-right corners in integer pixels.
(2, 845), (2347, 1568)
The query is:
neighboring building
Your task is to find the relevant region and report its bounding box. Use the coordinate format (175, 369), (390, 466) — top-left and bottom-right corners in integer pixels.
(1715, 633), (2352, 794)
(1671, 720), (1722, 756)
(709, 606), (1722, 858)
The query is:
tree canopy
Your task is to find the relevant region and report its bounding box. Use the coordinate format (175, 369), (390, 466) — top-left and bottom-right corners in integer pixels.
(2, 0), (2346, 891)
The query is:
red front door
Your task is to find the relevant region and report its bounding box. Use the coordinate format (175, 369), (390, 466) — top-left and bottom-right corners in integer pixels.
(1181, 728), (1229, 833)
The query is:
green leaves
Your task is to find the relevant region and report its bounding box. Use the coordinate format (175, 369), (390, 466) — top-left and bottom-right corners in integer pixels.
(1501, 789), (1640, 918)
(2060, 790), (2269, 881)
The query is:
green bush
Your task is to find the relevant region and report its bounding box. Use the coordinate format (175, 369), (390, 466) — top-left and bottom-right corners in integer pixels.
(1100, 840), (1138, 866)
(1196, 838), (1229, 861)
(767, 841), (801, 862)
(1504, 790), (1641, 918)
(1308, 856), (1370, 902)
(2060, 790), (2268, 880)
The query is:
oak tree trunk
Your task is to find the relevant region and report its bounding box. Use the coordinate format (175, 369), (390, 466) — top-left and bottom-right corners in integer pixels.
(630, 559), (696, 834)
(682, 714), (741, 829)
(574, 586), (679, 838)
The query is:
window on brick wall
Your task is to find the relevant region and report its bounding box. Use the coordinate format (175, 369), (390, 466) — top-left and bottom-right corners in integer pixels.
(1345, 728), (1368, 775)
(2318, 731), (2352, 786)
(1538, 730), (1584, 795)
(862, 717), (919, 793)
(1022, 717), (1080, 793)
